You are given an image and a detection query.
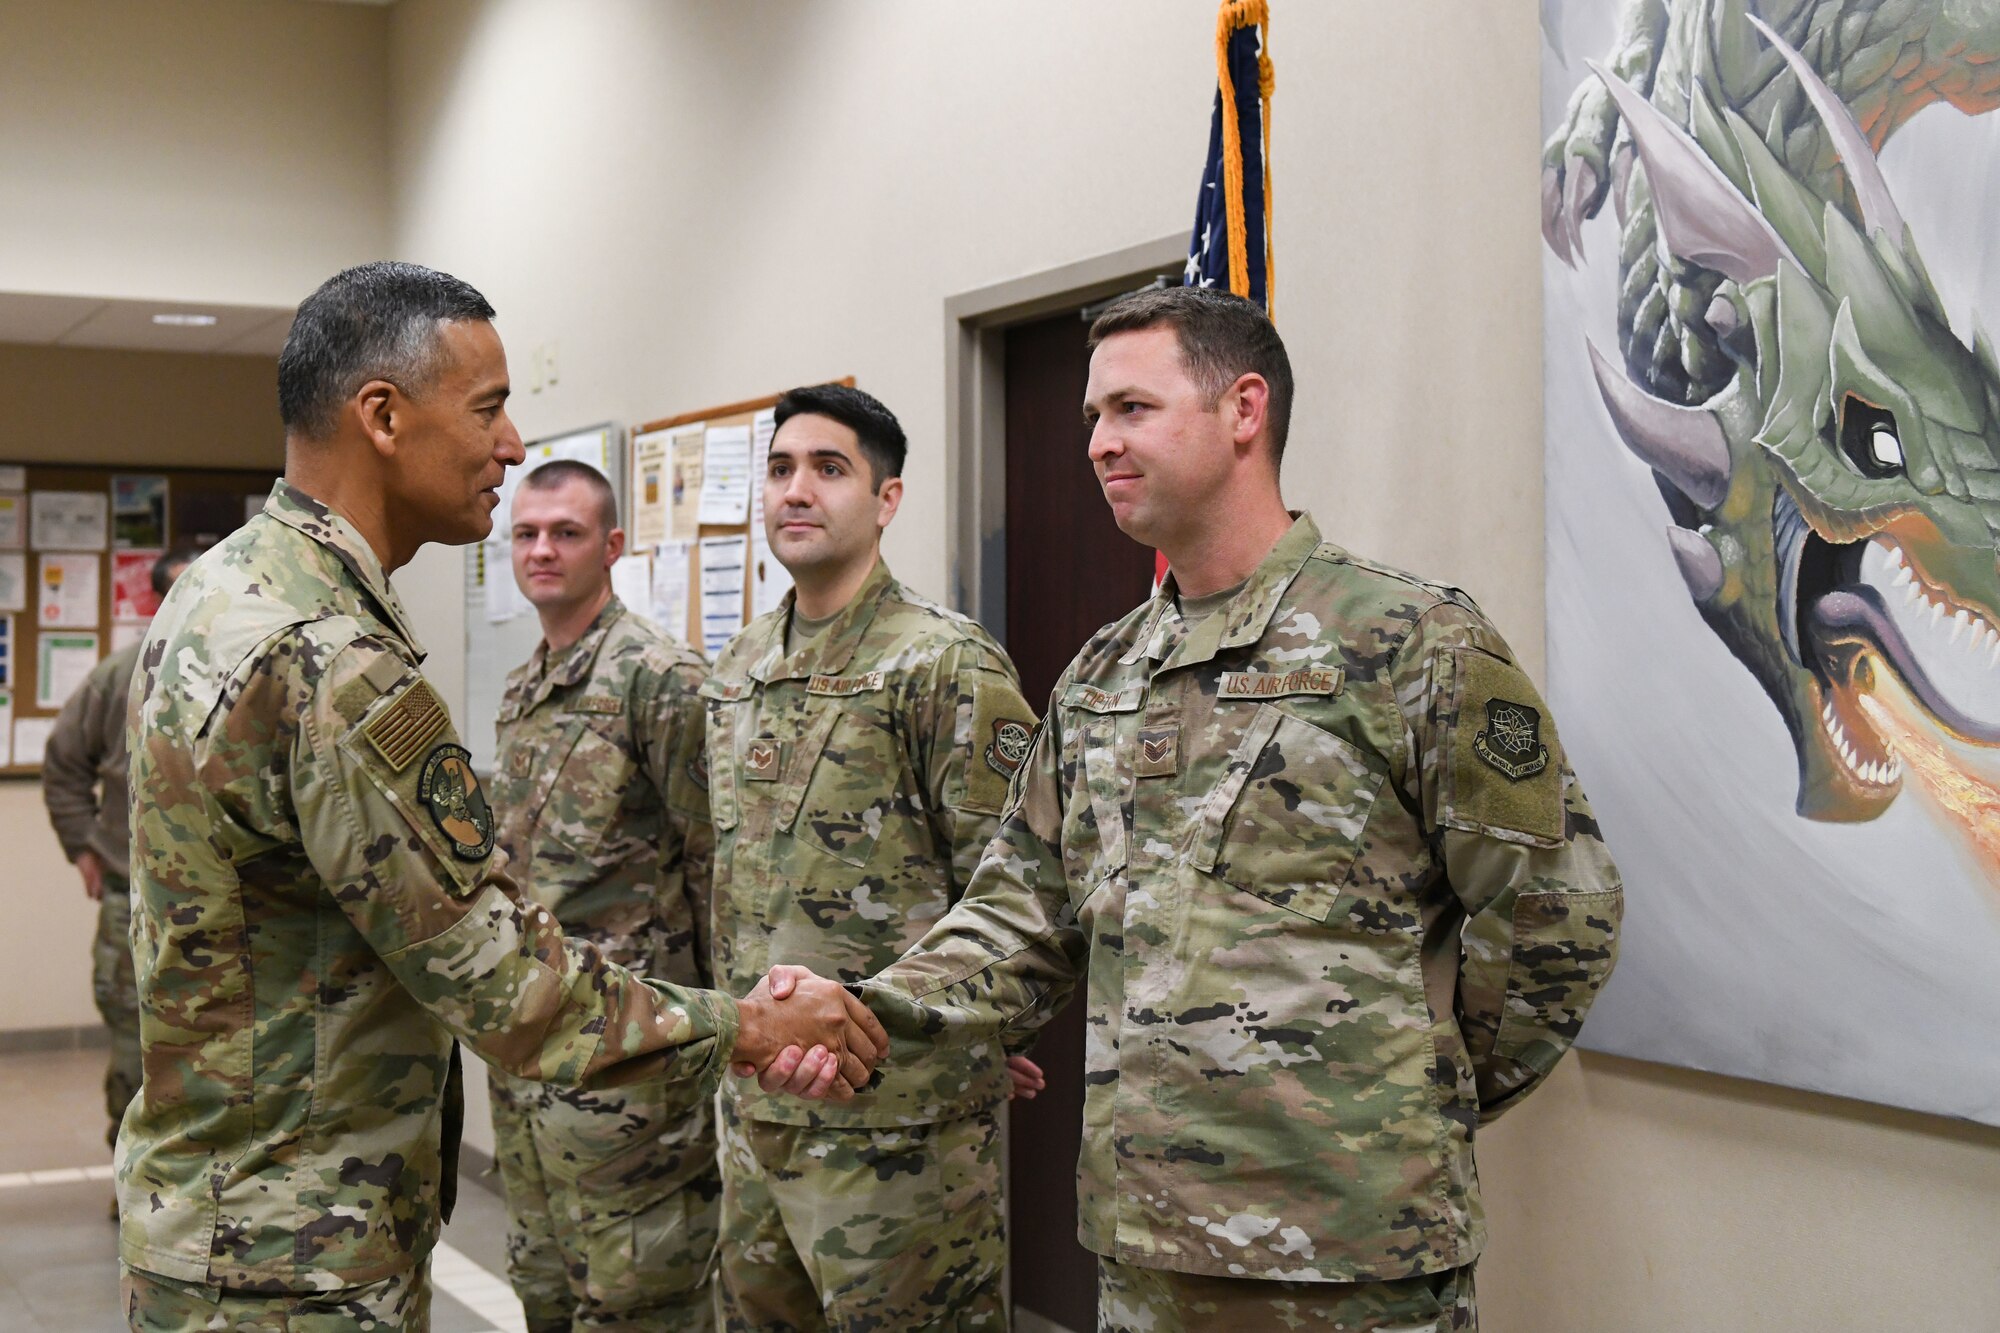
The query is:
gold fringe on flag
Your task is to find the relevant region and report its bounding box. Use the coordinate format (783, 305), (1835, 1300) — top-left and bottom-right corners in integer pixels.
(1214, 0), (1275, 317)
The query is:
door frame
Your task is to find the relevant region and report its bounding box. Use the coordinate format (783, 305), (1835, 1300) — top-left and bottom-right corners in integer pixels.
(943, 234), (1186, 639)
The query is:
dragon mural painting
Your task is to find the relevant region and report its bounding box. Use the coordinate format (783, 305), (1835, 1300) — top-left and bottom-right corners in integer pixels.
(1541, 0), (2000, 1122)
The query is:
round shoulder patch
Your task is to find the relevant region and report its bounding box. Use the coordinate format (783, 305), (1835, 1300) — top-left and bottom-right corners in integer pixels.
(985, 718), (1032, 777)
(418, 743), (496, 861)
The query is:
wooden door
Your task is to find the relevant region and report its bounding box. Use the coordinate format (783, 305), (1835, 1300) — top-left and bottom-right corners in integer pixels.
(1001, 308), (1155, 1330)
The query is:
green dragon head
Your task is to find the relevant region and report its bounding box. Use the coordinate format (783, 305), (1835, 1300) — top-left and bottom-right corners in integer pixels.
(1587, 16), (2000, 821)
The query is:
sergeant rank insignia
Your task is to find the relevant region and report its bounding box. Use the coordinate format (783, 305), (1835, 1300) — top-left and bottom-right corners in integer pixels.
(1473, 698), (1549, 781)
(418, 743), (496, 860)
(744, 739), (781, 781)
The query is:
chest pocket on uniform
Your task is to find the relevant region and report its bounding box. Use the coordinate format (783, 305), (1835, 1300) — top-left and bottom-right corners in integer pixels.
(1192, 703), (1385, 923)
(790, 705), (900, 869)
(540, 699), (634, 856)
(1059, 683), (1138, 904)
(698, 679), (752, 831)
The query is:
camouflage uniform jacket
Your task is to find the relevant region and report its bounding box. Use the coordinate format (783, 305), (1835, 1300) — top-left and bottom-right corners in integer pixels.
(864, 513), (1623, 1282)
(493, 594), (715, 1111)
(118, 481), (740, 1290)
(702, 558), (1037, 1128)
(42, 640), (141, 878)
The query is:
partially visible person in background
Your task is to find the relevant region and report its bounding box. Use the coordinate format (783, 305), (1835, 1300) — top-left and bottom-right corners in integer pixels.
(41, 547), (195, 1160)
(489, 459), (722, 1331)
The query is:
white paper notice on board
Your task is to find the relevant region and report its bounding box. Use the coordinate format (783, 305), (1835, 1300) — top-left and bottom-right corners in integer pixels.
(31, 491), (109, 551)
(697, 534), (748, 657)
(13, 715), (53, 767)
(698, 424), (752, 525)
(111, 622), (145, 653)
(669, 430), (705, 541)
(0, 493), (23, 550)
(631, 429), (672, 547)
(0, 466), (24, 492)
(750, 409), (776, 522)
(39, 553), (100, 627)
(0, 552), (24, 613)
(650, 541), (692, 643)
(610, 553), (652, 618)
(0, 689), (12, 767)
(37, 630), (99, 709)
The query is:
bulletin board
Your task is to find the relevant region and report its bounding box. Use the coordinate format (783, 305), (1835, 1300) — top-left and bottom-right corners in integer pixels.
(0, 462), (278, 778)
(457, 382), (850, 775)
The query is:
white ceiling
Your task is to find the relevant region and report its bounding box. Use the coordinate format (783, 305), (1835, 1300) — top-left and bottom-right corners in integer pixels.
(0, 292), (292, 356)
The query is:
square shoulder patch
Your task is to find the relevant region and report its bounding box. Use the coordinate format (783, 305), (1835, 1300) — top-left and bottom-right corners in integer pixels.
(966, 679), (1035, 815)
(1443, 648), (1564, 845)
(365, 678), (449, 772)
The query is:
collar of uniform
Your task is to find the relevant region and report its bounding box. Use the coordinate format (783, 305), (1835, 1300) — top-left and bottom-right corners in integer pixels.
(526, 595), (625, 699)
(1132, 512), (1322, 671)
(262, 480), (427, 659)
(750, 557), (897, 683)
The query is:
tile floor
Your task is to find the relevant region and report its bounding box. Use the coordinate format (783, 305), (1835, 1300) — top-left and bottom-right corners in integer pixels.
(0, 1046), (526, 1332)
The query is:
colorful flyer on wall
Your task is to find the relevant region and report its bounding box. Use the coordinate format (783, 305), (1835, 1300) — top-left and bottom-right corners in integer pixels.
(631, 429), (671, 547)
(112, 549), (166, 621)
(39, 552), (100, 627)
(669, 429), (705, 541)
(0, 492), (23, 550)
(30, 490), (109, 551)
(112, 475), (170, 548)
(0, 552), (24, 613)
(36, 630), (98, 709)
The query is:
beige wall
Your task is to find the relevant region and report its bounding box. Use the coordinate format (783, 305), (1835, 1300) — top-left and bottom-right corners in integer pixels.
(0, 0), (391, 307)
(0, 346), (281, 1031)
(0, 0), (387, 1032)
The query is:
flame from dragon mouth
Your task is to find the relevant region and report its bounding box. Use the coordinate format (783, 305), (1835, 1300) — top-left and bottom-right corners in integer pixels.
(1857, 661), (2000, 881)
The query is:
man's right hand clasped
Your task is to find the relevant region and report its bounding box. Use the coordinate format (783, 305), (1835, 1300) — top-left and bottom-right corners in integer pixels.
(730, 964), (887, 1101)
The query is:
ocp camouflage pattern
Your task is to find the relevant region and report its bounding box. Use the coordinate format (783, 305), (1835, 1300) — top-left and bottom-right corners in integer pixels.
(489, 595), (720, 1327)
(117, 481), (741, 1294)
(865, 513), (1623, 1282)
(701, 557), (1038, 1128)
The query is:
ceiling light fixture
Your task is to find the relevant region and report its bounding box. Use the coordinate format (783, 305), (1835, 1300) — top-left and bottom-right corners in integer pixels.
(152, 312), (218, 327)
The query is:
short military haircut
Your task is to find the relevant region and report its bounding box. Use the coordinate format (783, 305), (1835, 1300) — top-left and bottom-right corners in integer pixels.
(517, 458), (619, 535)
(278, 261), (497, 441)
(152, 545), (198, 597)
(772, 383), (907, 491)
(1086, 286), (1295, 461)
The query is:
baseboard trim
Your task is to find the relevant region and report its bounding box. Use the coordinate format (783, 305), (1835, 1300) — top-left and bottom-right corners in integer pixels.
(0, 1024), (111, 1055)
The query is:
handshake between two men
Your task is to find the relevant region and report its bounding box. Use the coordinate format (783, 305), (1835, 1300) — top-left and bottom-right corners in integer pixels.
(724, 964), (1048, 1102)
(726, 964), (887, 1101)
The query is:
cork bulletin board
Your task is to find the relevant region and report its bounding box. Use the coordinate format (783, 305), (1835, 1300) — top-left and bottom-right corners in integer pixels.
(0, 462), (277, 778)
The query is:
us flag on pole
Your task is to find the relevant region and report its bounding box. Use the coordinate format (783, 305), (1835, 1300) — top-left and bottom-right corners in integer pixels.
(1184, 13), (1268, 307)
